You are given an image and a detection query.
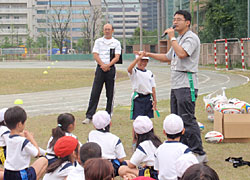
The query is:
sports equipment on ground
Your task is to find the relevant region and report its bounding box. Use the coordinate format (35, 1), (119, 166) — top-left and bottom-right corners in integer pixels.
(198, 122), (204, 131)
(205, 131), (223, 143)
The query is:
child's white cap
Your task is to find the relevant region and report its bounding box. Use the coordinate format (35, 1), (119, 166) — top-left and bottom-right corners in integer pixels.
(163, 114), (184, 134)
(135, 55), (150, 60)
(0, 108), (8, 122)
(92, 111), (111, 129)
(175, 153), (199, 178)
(133, 116), (153, 134)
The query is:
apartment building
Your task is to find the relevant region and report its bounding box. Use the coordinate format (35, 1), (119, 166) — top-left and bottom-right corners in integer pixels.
(0, 0), (35, 44)
(105, 6), (140, 38)
(35, 0), (101, 41)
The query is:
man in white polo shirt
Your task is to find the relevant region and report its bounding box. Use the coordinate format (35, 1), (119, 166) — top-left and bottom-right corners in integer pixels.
(83, 24), (121, 124)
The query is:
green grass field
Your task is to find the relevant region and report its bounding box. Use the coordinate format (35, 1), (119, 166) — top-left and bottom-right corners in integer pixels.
(0, 68), (128, 95)
(1, 68), (250, 179)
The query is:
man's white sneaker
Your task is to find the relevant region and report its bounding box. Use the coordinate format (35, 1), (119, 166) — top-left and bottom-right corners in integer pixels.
(82, 118), (91, 124)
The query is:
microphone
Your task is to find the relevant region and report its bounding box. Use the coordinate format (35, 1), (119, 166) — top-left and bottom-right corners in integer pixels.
(161, 25), (176, 38)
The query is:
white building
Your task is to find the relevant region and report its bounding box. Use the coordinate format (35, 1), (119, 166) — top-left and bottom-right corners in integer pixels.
(0, 0), (35, 44)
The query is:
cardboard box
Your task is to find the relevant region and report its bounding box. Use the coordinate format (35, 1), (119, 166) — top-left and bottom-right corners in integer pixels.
(214, 111), (250, 143)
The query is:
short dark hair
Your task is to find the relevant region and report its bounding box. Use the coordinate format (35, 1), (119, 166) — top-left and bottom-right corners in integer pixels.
(181, 164), (220, 180)
(80, 142), (102, 164)
(166, 131), (183, 139)
(174, 10), (191, 23)
(4, 106), (27, 130)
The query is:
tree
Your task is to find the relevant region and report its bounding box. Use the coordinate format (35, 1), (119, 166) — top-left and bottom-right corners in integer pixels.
(199, 0), (247, 43)
(0, 37), (12, 48)
(46, 6), (71, 54)
(80, 7), (103, 53)
(127, 27), (158, 45)
(26, 36), (35, 49)
(35, 35), (47, 48)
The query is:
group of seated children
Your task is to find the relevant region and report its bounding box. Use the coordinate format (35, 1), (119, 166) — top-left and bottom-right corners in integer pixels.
(0, 106), (219, 180)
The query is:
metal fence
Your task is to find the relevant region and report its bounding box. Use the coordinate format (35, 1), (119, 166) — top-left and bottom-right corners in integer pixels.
(1, 41), (250, 69)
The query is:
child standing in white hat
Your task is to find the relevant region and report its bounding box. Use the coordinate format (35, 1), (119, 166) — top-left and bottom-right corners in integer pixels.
(128, 52), (158, 149)
(88, 110), (126, 177)
(119, 116), (161, 179)
(154, 114), (198, 180)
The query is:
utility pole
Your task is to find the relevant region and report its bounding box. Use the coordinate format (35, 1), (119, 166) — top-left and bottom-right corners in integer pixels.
(46, 5), (49, 61)
(139, 0), (142, 51)
(88, 0), (94, 51)
(121, 0), (126, 53)
(196, 0), (199, 34)
(248, 0), (250, 37)
(70, 0), (73, 52)
(103, 0), (108, 23)
(49, 0), (52, 58)
(157, 0), (161, 53)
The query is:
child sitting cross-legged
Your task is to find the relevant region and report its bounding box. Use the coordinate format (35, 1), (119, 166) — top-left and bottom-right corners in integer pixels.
(43, 136), (79, 180)
(119, 116), (161, 180)
(88, 110), (127, 177)
(4, 106), (48, 180)
(154, 114), (198, 180)
(46, 113), (81, 165)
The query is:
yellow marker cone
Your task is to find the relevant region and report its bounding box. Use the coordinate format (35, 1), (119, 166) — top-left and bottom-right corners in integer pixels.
(43, 70), (48, 74)
(55, 60), (58, 63)
(47, 66), (51, 69)
(14, 99), (23, 105)
(51, 62), (55, 65)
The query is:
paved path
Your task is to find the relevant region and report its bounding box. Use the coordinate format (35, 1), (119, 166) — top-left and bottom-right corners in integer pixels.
(0, 61), (249, 117)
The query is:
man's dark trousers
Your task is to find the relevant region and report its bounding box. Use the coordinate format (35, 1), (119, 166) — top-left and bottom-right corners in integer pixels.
(170, 87), (205, 155)
(86, 65), (115, 119)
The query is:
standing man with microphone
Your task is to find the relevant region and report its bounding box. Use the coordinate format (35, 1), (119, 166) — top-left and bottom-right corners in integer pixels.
(144, 10), (207, 163)
(83, 24), (121, 124)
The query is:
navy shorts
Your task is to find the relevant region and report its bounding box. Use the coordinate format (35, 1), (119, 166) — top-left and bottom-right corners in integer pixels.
(132, 94), (153, 120)
(138, 166), (158, 180)
(4, 167), (36, 180)
(111, 159), (127, 177)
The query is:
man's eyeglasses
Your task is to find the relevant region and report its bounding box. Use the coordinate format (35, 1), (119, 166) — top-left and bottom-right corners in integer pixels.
(172, 18), (186, 22)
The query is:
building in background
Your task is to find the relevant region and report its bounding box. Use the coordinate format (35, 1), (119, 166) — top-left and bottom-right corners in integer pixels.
(35, 0), (101, 40)
(0, 0), (35, 44)
(101, 0), (140, 38)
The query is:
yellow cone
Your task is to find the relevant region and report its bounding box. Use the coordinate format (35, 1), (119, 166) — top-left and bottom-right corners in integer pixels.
(51, 62), (55, 65)
(43, 70), (48, 74)
(47, 66), (51, 69)
(14, 99), (23, 105)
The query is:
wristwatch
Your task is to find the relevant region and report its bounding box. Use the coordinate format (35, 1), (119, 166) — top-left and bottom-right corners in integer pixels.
(170, 37), (177, 42)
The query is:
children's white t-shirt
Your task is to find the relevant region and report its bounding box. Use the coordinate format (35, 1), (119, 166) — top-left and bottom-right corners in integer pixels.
(43, 161), (74, 180)
(130, 140), (157, 167)
(88, 130), (126, 160)
(4, 134), (38, 170)
(66, 162), (85, 180)
(154, 141), (191, 180)
(129, 67), (156, 95)
(0, 126), (10, 146)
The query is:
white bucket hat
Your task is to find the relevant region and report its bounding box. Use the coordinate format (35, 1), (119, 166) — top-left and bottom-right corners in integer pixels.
(133, 116), (153, 134)
(92, 111), (111, 129)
